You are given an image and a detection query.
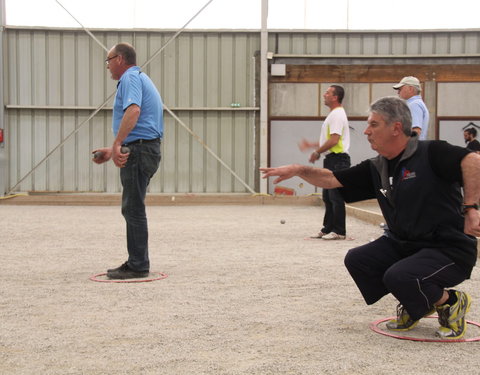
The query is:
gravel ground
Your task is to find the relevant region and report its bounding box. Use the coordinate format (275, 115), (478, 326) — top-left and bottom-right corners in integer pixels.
(1, 204), (479, 375)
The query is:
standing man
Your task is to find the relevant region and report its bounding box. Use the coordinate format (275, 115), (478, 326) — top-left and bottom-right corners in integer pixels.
(299, 85), (350, 240)
(393, 76), (430, 140)
(261, 96), (479, 339)
(93, 43), (163, 279)
(464, 127), (480, 153)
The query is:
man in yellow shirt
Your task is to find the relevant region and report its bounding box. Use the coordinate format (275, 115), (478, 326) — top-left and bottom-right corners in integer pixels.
(299, 85), (351, 240)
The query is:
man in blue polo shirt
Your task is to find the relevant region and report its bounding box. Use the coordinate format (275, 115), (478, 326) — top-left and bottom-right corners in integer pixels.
(393, 76), (430, 140)
(93, 43), (163, 279)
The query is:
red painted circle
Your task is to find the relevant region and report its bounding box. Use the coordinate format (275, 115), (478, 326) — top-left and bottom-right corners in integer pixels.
(89, 271), (168, 283)
(370, 316), (480, 342)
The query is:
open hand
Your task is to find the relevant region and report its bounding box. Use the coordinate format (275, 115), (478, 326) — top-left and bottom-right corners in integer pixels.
(260, 165), (300, 184)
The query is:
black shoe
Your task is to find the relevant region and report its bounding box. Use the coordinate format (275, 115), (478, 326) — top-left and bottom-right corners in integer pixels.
(107, 262), (128, 273)
(107, 262), (149, 280)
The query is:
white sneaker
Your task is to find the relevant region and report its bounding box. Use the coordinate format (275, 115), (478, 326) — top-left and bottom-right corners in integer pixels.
(322, 232), (346, 240)
(310, 231), (327, 239)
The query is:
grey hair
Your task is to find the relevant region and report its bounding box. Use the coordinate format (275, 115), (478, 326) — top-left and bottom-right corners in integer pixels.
(411, 85), (421, 94)
(369, 96), (412, 136)
(114, 43), (137, 65)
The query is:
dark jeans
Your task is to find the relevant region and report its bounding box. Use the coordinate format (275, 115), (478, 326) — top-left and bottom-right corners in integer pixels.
(344, 236), (467, 320)
(321, 153), (350, 235)
(120, 140), (161, 272)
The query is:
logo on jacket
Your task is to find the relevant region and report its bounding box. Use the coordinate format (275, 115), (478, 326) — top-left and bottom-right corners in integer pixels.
(401, 167), (416, 181)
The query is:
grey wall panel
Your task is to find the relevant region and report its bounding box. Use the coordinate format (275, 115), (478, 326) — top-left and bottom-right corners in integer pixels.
(233, 35), (250, 107)
(305, 34), (319, 54)
(5, 32), (14, 105)
(32, 110), (47, 190)
(334, 34), (348, 54)
(219, 112), (235, 192)
(434, 33), (450, 54)
(61, 111), (75, 191)
(420, 33), (434, 54)
(205, 112), (222, 193)
(190, 113), (206, 192)
(47, 32), (62, 105)
(270, 83), (319, 117)
(449, 33), (464, 55)
(465, 33), (479, 53)
(362, 34), (377, 55)
(341, 83), (370, 117)
(61, 33), (77, 107)
(45, 111), (62, 191)
(191, 35), (205, 108)
(159, 115), (177, 193)
(319, 34), (333, 54)
(348, 34), (363, 55)
(219, 34), (235, 107)
(18, 31), (33, 105)
(33, 33), (47, 105)
(205, 34), (220, 107)
(372, 83), (397, 102)
(437, 82), (480, 116)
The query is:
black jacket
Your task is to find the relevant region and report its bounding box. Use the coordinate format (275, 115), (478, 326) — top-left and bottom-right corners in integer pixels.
(369, 137), (477, 277)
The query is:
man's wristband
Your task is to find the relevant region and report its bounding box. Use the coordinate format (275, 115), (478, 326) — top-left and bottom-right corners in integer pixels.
(463, 203), (479, 213)
(314, 151), (320, 159)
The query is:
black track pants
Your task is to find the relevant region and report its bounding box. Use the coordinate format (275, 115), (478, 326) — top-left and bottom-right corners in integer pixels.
(344, 236), (467, 321)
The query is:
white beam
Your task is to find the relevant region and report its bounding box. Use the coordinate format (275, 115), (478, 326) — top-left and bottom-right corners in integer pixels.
(259, 0), (269, 194)
(0, 0), (6, 196)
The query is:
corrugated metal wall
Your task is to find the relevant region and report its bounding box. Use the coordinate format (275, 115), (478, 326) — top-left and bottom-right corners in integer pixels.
(4, 28), (480, 193)
(270, 30), (480, 57)
(4, 28), (259, 193)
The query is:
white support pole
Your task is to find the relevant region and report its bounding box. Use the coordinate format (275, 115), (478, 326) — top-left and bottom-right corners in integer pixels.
(259, 0), (269, 194)
(0, 0), (6, 196)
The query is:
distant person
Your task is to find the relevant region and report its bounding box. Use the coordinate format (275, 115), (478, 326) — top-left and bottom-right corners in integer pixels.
(92, 43), (163, 279)
(298, 85), (351, 240)
(464, 127), (480, 153)
(262, 96), (479, 339)
(393, 76), (430, 140)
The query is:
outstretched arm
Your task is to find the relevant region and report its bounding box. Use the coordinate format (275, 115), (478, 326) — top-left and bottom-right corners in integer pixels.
(462, 152), (480, 237)
(260, 164), (343, 188)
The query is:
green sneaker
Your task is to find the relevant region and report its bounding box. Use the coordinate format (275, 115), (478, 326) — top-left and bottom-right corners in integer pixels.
(435, 291), (472, 339)
(386, 304), (435, 331)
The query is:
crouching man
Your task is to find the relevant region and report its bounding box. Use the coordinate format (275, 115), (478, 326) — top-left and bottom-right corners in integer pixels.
(261, 96), (480, 339)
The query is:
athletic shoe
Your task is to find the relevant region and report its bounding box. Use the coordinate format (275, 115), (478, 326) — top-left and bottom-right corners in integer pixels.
(435, 291), (472, 339)
(386, 304), (435, 331)
(322, 232), (346, 240)
(310, 231), (328, 239)
(107, 262), (149, 280)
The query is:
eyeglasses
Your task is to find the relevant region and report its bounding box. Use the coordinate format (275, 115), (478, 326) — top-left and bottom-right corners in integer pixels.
(105, 55), (119, 65)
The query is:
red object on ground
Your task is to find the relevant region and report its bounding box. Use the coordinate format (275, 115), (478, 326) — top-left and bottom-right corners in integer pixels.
(274, 186), (295, 196)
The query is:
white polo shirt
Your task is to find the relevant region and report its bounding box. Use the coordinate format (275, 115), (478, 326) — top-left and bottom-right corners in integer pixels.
(319, 107), (350, 155)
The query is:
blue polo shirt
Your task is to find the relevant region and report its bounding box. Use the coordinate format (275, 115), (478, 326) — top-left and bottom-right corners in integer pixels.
(112, 66), (163, 144)
(407, 95), (429, 140)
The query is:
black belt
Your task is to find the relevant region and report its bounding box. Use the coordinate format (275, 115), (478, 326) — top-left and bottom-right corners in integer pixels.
(123, 138), (160, 146)
(325, 152), (348, 158)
